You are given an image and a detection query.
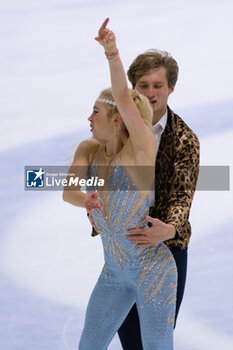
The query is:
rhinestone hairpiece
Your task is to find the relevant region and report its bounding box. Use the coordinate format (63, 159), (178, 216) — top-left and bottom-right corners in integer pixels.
(96, 98), (116, 106)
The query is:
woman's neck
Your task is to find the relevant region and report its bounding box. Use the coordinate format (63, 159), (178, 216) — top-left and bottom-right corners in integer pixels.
(104, 134), (128, 157)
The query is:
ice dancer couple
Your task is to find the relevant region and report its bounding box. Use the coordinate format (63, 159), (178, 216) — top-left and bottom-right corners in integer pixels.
(63, 18), (200, 350)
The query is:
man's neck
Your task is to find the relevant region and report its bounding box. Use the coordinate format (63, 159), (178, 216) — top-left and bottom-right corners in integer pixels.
(152, 106), (167, 126)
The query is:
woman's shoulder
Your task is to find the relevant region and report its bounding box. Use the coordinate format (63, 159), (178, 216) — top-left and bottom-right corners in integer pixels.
(73, 138), (101, 164)
(76, 138), (100, 152)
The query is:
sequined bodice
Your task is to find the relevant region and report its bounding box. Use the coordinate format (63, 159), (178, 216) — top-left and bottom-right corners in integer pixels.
(87, 163), (150, 268)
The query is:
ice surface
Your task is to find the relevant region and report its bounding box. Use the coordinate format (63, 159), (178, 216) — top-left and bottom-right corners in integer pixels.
(1, 0), (233, 349)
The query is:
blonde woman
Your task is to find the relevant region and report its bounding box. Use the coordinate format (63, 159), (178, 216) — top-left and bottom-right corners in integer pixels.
(63, 18), (177, 350)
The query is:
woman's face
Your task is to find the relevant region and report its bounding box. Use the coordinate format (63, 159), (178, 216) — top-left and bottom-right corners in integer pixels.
(88, 100), (113, 141)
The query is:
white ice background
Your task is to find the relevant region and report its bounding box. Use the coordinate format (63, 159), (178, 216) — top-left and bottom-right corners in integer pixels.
(0, 1), (233, 349)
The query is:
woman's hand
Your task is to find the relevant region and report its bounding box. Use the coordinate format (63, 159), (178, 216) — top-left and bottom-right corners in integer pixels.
(95, 18), (117, 53)
(84, 192), (102, 213)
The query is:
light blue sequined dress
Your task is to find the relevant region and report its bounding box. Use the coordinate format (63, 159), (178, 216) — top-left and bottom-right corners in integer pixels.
(79, 162), (177, 350)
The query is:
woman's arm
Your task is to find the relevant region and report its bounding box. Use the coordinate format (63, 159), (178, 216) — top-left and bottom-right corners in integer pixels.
(95, 19), (155, 155)
(63, 140), (102, 212)
(63, 141), (88, 207)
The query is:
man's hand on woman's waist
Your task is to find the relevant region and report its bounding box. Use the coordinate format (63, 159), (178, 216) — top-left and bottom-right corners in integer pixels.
(126, 216), (176, 247)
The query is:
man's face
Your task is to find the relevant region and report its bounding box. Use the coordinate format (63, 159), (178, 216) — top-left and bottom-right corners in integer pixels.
(135, 67), (174, 124)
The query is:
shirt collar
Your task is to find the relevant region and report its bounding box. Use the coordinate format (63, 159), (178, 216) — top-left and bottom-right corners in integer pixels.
(153, 110), (168, 135)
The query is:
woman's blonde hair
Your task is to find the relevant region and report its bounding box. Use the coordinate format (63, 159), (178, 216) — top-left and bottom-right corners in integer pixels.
(99, 88), (153, 132)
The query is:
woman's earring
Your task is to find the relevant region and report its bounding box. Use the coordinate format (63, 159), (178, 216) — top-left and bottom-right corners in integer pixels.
(113, 126), (118, 137)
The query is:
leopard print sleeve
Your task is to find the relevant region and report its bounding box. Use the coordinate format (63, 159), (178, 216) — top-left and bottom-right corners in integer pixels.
(164, 124), (200, 248)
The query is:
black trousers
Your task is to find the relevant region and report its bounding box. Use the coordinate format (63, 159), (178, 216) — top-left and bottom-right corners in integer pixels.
(117, 247), (188, 350)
